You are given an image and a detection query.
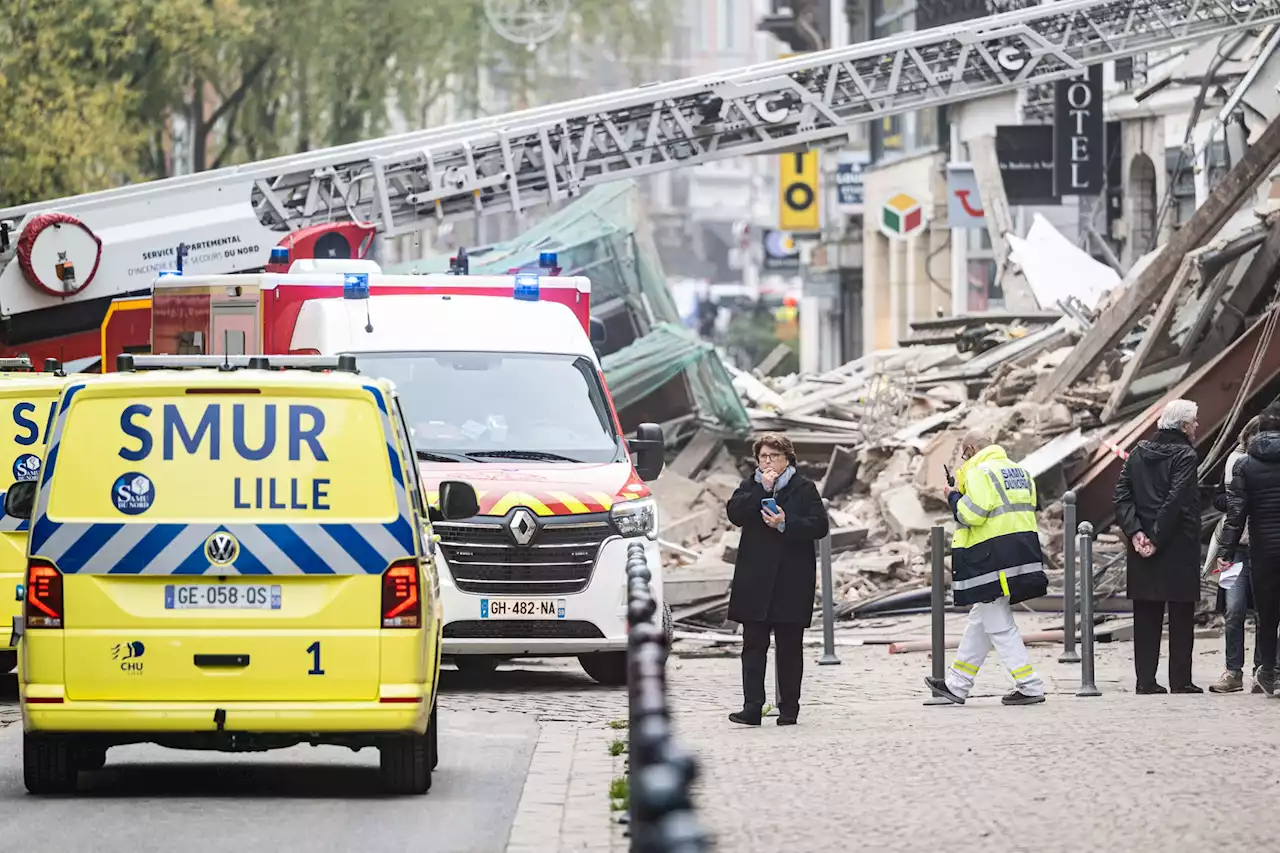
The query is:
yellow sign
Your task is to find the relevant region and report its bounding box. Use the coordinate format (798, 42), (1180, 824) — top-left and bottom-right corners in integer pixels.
(49, 392), (398, 523)
(779, 150), (820, 233)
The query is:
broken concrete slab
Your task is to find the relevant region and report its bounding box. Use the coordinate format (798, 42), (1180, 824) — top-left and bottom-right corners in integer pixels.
(664, 561), (735, 608)
(651, 471), (706, 521)
(660, 507), (724, 545)
(820, 445), (859, 499)
(830, 527), (869, 554)
(878, 486), (933, 538)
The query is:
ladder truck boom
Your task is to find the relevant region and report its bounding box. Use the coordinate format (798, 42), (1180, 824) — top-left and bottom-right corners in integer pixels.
(0, 0), (1274, 331)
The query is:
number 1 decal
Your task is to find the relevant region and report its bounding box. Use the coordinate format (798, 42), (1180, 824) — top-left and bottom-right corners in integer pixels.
(306, 641), (325, 675)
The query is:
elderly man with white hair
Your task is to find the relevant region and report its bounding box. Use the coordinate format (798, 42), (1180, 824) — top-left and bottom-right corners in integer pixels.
(1114, 398), (1203, 694)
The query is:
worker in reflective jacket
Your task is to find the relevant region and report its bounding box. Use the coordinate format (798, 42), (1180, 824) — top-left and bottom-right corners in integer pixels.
(925, 429), (1050, 706)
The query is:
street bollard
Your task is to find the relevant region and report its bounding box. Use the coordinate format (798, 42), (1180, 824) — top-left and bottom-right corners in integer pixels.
(921, 525), (948, 710)
(1076, 521), (1101, 697)
(1059, 491), (1081, 664)
(817, 498), (840, 666)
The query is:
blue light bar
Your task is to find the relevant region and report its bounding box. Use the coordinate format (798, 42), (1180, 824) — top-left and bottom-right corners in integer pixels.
(156, 270), (181, 279)
(539, 252), (557, 269)
(513, 273), (541, 301)
(269, 247), (290, 265)
(344, 272), (370, 300)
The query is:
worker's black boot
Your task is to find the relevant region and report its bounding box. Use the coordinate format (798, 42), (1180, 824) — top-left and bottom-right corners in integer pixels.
(1001, 689), (1046, 706)
(924, 676), (965, 705)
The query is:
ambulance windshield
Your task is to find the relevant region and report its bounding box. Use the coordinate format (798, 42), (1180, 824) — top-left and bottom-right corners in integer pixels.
(352, 351), (623, 464)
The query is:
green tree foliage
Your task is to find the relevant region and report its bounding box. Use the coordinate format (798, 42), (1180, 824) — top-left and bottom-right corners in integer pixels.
(0, 0), (676, 207)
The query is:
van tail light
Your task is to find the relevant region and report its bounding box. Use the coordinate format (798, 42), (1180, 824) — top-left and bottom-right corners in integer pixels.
(26, 559), (63, 629)
(382, 559), (421, 628)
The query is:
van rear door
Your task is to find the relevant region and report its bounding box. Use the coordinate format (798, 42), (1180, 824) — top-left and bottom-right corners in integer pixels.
(0, 380), (59, 645)
(33, 377), (416, 702)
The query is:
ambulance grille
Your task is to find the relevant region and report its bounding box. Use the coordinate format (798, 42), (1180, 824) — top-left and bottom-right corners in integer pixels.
(435, 516), (612, 595)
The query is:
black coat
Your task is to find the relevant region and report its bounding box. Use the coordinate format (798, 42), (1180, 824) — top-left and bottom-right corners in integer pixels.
(1218, 433), (1280, 604)
(726, 472), (830, 626)
(1113, 428), (1202, 603)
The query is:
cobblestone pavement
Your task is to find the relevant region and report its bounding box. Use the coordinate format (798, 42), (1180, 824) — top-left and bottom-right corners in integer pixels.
(444, 612), (1280, 853)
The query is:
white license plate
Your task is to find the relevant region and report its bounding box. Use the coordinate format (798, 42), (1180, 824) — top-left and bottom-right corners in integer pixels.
(165, 584), (281, 610)
(480, 598), (565, 619)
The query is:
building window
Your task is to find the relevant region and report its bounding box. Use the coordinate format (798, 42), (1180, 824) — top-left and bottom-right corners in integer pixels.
(967, 259), (1003, 311)
(717, 0), (736, 51)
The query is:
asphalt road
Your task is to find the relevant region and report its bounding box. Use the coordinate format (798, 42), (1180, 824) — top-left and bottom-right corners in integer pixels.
(0, 673), (538, 853)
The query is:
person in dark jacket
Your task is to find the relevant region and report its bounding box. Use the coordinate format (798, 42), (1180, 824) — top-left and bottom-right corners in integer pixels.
(1113, 398), (1203, 694)
(1207, 416), (1270, 693)
(1217, 401), (1280, 696)
(725, 433), (830, 726)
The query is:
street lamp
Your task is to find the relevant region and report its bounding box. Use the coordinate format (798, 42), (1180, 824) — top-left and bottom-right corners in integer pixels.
(483, 0), (570, 51)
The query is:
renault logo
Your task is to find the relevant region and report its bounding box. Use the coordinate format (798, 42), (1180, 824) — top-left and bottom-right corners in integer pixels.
(205, 532), (240, 565)
(507, 508), (537, 546)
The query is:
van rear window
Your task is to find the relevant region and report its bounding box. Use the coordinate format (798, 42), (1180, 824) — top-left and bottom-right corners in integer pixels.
(47, 393), (398, 522)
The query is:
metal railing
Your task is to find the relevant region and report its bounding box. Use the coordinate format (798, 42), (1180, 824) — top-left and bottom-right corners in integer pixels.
(625, 542), (712, 853)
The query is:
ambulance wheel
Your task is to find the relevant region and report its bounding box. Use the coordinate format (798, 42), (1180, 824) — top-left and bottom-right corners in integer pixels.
(579, 652), (629, 687)
(0, 650), (16, 673)
(428, 703), (439, 771)
(23, 734), (78, 795)
(380, 733), (432, 795)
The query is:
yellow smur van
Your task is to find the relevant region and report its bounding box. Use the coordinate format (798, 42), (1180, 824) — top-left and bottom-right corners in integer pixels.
(7, 354), (480, 796)
(0, 358), (72, 672)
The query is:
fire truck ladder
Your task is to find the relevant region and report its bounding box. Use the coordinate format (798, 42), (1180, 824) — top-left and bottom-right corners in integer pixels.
(1, 0), (1276, 240)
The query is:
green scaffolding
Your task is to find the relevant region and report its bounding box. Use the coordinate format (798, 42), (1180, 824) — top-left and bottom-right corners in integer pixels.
(383, 181), (750, 433)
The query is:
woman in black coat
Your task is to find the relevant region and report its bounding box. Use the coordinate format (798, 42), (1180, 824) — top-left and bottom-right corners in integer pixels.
(1216, 400), (1280, 696)
(1113, 398), (1202, 694)
(725, 433), (830, 726)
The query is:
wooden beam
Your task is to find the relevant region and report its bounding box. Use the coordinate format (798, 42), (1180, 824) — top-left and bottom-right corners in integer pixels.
(1099, 253), (1198, 422)
(1190, 216), (1280, 371)
(968, 135), (1039, 312)
(1031, 113), (1280, 403)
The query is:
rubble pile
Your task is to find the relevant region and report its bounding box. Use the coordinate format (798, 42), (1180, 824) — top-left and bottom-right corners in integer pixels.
(656, 314), (1136, 631)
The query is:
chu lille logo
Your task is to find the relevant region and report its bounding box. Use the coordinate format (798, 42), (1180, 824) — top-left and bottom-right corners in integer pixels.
(112, 641), (145, 673)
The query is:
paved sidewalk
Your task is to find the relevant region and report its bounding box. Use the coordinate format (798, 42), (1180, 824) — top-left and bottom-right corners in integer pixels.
(670, 616), (1280, 853)
(485, 611), (1280, 852)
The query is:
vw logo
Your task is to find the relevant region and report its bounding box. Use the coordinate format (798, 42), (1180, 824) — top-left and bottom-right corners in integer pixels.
(507, 508), (537, 546)
(205, 532), (240, 565)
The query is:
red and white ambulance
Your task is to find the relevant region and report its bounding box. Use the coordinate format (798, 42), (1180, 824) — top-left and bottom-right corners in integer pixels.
(143, 256), (668, 684)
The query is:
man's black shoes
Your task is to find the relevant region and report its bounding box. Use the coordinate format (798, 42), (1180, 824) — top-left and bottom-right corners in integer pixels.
(728, 709), (762, 726)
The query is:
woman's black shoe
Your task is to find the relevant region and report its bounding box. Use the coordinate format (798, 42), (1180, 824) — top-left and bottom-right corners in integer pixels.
(1136, 682), (1168, 695)
(729, 710), (762, 726)
(777, 716), (798, 726)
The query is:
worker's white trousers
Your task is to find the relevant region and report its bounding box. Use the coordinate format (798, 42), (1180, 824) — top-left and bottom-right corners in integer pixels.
(944, 596), (1045, 698)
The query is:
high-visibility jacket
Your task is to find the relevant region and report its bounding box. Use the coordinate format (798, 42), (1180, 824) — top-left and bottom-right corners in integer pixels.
(949, 445), (1048, 606)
